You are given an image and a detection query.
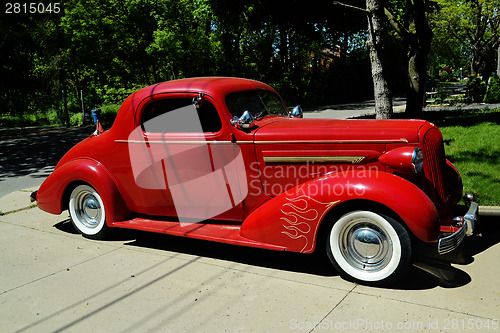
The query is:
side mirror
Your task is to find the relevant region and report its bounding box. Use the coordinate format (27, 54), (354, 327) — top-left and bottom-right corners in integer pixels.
(289, 105), (303, 118)
(230, 110), (255, 129)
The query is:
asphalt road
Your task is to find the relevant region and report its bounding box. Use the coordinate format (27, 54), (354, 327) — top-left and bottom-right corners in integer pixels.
(0, 127), (92, 198)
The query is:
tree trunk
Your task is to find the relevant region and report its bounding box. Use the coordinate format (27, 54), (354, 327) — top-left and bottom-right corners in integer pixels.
(406, 39), (431, 115)
(405, 0), (432, 116)
(471, 50), (479, 77)
(367, 0), (393, 119)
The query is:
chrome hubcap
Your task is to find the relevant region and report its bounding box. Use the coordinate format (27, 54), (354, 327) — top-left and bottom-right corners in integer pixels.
(83, 196), (99, 219)
(340, 219), (392, 272)
(75, 191), (102, 228)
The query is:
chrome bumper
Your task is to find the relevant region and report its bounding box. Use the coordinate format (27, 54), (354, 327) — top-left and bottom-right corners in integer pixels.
(438, 201), (478, 255)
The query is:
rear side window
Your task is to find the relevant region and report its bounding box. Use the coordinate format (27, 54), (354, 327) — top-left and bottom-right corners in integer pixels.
(142, 98), (222, 133)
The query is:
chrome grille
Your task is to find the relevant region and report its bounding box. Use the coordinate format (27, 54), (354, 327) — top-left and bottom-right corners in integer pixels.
(422, 127), (446, 203)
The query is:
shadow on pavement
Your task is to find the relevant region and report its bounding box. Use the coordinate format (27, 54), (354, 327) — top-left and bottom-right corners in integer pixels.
(53, 215), (499, 290)
(127, 231), (339, 277)
(411, 215), (500, 289)
(0, 127), (92, 183)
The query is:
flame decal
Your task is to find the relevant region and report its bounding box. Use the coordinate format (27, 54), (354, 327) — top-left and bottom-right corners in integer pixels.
(280, 195), (339, 253)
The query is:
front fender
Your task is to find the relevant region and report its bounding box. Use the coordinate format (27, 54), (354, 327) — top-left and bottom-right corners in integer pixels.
(37, 159), (128, 224)
(240, 170), (439, 253)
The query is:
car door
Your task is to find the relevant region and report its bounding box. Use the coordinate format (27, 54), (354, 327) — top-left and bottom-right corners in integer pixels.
(127, 93), (247, 223)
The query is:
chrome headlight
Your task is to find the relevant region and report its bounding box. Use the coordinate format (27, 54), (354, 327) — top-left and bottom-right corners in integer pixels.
(379, 146), (424, 174)
(411, 148), (424, 173)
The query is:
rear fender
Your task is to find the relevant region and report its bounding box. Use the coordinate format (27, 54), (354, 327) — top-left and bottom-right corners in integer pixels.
(240, 170), (439, 253)
(37, 159), (128, 224)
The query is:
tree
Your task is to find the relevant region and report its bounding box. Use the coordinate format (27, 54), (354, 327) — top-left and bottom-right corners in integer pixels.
(384, 0), (435, 115)
(334, 0), (437, 117)
(0, 14), (44, 116)
(1, 0), (373, 119)
(433, 0), (500, 82)
(367, 0), (394, 119)
(334, 0), (394, 119)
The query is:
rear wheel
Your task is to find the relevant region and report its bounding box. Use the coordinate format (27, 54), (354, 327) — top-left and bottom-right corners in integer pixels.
(326, 210), (411, 286)
(68, 184), (109, 240)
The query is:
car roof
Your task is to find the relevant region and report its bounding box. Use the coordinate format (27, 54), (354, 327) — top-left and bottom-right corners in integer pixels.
(111, 77), (277, 135)
(135, 77), (274, 98)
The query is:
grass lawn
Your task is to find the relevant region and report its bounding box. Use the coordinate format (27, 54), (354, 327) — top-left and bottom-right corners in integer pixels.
(413, 109), (500, 206)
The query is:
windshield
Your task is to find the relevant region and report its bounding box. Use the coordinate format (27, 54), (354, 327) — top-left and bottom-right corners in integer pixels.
(225, 90), (288, 119)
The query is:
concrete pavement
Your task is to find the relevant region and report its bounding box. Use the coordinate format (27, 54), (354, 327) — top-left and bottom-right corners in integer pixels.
(1, 199), (499, 332)
(303, 98), (500, 119)
(303, 98), (407, 119)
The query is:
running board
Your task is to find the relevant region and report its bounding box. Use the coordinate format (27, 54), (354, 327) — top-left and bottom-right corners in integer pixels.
(111, 218), (286, 251)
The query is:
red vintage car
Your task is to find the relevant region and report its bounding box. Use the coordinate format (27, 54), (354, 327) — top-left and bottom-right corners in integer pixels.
(33, 77), (478, 286)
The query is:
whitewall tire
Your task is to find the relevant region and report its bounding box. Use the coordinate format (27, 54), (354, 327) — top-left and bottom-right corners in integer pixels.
(326, 210), (411, 286)
(68, 184), (109, 240)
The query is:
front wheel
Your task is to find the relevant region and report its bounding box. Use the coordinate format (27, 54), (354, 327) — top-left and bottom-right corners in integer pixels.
(326, 211), (411, 286)
(68, 184), (109, 240)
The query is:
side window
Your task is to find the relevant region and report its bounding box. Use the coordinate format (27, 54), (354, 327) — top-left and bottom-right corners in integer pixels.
(142, 98), (222, 133)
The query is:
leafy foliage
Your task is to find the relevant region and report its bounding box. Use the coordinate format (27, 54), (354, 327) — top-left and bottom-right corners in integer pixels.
(2, 0), (497, 123)
(431, 0), (500, 80)
(484, 75), (500, 103)
(466, 76), (487, 103)
(1, 0), (372, 121)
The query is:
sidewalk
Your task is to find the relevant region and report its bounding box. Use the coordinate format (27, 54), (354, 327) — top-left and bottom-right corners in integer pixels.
(0, 188), (38, 215)
(304, 98), (500, 119)
(1, 191), (499, 332)
(303, 98), (407, 119)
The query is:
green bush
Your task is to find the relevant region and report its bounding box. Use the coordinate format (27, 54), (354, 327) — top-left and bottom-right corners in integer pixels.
(484, 75), (500, 103)
(99, 104), (120, 127)
(0, 111), (61, 127)
(466, 76), (487, 103)
(67, 104), (120, 128)
(96, 85), (142, 105)
(439, 70), (450, 81)
(69, 112), (83, 127)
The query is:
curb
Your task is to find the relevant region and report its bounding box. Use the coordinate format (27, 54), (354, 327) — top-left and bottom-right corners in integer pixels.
(423, 103), (500, 113)
(0, 188), (39, 216)
(479, 206), (500, 217)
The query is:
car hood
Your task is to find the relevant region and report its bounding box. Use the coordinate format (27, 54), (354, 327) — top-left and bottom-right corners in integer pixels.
(253, 118), (427, 143)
